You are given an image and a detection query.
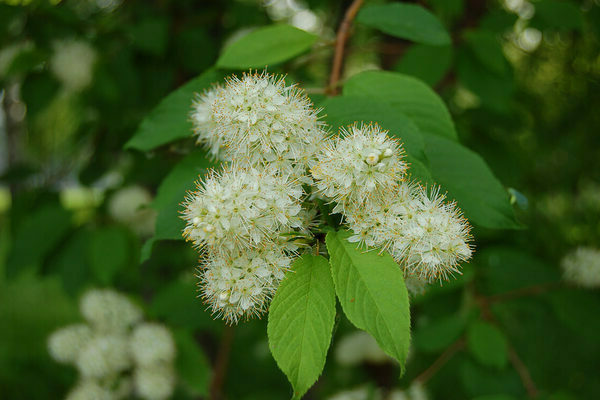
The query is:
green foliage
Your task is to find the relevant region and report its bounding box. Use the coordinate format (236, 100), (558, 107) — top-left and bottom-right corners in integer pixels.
(216, 24), (318, 69)
(413, 314), (466, 353)
(268, 255), (336, 399)
(467, 321), (508, 369)
(125, 69), (224, 152)
(344, 70), (457, 140)
(174, 329), (212, 396)
(88, 227), (130, 285)
(357, 3), (451, 45)
(424, 134), (519, 229)
(6, 202), (71, 278)
(326, 230), (411, 373)
(394, 44), (453, 87)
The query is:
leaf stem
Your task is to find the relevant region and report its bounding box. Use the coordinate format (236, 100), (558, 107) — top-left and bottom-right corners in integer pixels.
(414, 337), (465, 385)
(327, 0), (364, 95)
(209, 325), (235, 400)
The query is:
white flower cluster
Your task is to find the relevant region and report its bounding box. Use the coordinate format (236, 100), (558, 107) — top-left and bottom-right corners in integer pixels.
(561, 247), (600, 288)
(48, 289), (177, 400)
(315, 135), (473, 292)
(327, 383), (427, 400)
(334, 330), (391, 366)
(186, 71), (473, 322)
(191, 71), (325, 182)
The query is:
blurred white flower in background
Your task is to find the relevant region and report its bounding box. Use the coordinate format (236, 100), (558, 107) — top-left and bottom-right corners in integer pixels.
(108, 185), (157, 237)
(50, 40), (97, 92)
(561, 247), (600, 288)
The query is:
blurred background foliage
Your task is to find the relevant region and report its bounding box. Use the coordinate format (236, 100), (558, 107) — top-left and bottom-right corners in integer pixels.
(0, 0), (599, 399)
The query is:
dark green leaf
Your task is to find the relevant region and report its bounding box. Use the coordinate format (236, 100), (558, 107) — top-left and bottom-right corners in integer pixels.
(88, 227), (130, 285)
(174, 329), (211, 396)
(326, 230), (410, 372)
(413, 314), (466, 353)
(464, 30), (508, 76)
(268, 254), (336, 399)
(343, 71), (457, 141)
(321, 95), (426, 162)
(424, 134), (520, 229)
(467, 321), (508, 368)
(531, 0), (583, 32)
(6, 203), (71, 278)
(125, 69), (223, 151)
(394, 44), (453, 87)
(357, 3), (451, 45)
(216, 24), (317, 69)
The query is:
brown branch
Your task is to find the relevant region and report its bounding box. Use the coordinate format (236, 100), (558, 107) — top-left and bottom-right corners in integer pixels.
(475, 294), (540, 398)
(487, 282), (561, 304)
(209, 325), (235, 400)
(414, 337), (465, 385)
(327, 0), (364, 95)
(508, 346), (539, 398)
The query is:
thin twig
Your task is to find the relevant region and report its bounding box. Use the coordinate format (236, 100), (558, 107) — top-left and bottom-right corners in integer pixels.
(210, 325), (235, 400)
(508, 346), (539, 398)
(487, 282), (561, 303)
(327, 0), (364, 95)
(414, 338), (465, 384)
(476, 294), (540, 398)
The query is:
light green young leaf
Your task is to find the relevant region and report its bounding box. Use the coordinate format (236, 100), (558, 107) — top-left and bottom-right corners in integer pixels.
(357, 3), (451, 45)
(467, 321), (508, 369)
(423, 133), (520, 229)
(216, 24), (317, 69)
(125, 69), (223, 151)
(320, 95), (426, 162)
(325, 230), (411, 373)
(343, 71), (457, 141)
(268, 254), (336, 400)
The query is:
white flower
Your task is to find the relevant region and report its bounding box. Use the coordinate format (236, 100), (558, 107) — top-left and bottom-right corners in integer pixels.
(312, 123), (407, 212)
(108, 185), (156, 237)
(335, 330), (391, 366)
(200, 244), (294, 323)
(80, 289), (142, 333)
(130, 323), (176, 367)
(50, 39), (97, 91)
(403, 274), (429, 297)
(191, 71), (325, 180)
(76, 335), (131, 378)
(345, 182), (418, 248)
(48, 324), (93, 364)
(182, 164), (303, 253)
(133, 364), (176, 400)
(387, 383), (428, 400)
(561, 247), (600, 288)
(391, 186), (473, 282)
(65, 380), (114, 400)
(328, 386), (382, 400)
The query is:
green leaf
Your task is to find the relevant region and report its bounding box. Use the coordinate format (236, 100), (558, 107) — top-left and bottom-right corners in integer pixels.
(216, 24), (317, 69)
(6, 202), (72, 278)
(531, 0), (583, 32)
(129, 16), (170, 57)
(88, 227), (130, 285)
(464, 30), (508, 76)
(546, 289), (600, 344)
(320, 95), (426, 162)
(125, 69), (223, 152)
(174, 329), (211, 396)
(413, 314), (466, 353)
(151, 151), (216, 244)
(47, 229), (92, 295)
(473, 395), (517, 400)
(394, 44), (453, 87)
(467, 321), (508, 369)
(423, 134), (520, 229)
(150, 279), (219, 330)
(343, 71), (457, 141)
(268, 254), (336, 399)
(325, 230), (411, 372)
(357, 3), (451, 45)
(478, 247), (559, 295)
